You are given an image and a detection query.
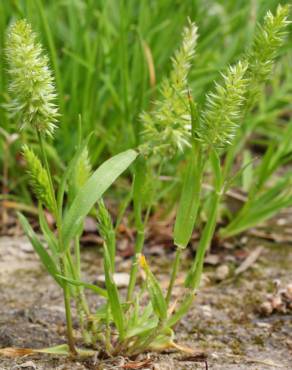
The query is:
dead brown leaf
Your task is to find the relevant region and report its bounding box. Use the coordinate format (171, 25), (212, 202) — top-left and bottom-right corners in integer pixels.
(122, 358), (152, 369)
(0, 347), (35, 357)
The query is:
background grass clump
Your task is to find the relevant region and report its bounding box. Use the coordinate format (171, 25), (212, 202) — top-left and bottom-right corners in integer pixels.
(0, 0), (291, 215)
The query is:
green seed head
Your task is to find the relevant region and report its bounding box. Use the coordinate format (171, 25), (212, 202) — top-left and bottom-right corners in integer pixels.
(141, 20), (198, 156)
(22, 145), (55, 212)
(70, 148), (92, 199)
(6, 20), (58, 136)
(246, 4), (290, 108)
(198, 61), (248, 149)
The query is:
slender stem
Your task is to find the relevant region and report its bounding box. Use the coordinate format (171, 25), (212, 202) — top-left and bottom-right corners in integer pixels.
(186, 191), (220, 289)
(185, 151), (222, 290)
(105, 305), (112, 354)
(37, 130), (58, 218)
(74, 236), (81, 278)
(127, 229), (144, 301)
(127, 158), (164, 301)
(60, 256), (77, 355)
(126, 158), (146, 301)
(37, 130), (76, 355)
(67, 249), (89, 312)
(66, 246), (93, 345)
(165, 248), (182, 305)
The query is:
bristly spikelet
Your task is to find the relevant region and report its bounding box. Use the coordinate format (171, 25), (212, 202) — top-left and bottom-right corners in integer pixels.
(22, 145), (55, 212)
(97, 199), (114, 243)
(141, 20), (198, 156)
(6, 20), (58, 136)
(246, 4), (290, 108)
(73, 148), (92, 188)
(198, 61), (248, 149)
(69, 147), (92, 199)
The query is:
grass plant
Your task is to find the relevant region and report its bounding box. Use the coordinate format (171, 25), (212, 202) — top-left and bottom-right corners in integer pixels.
(2, 4), (290, 358)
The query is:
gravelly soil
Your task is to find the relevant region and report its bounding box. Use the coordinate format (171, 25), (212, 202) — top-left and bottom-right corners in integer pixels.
(0, 236), (291, 369)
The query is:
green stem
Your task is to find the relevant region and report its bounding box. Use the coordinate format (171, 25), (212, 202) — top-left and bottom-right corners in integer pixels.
(37, 130), (58, 218)
(185, 150), (222, 290)
(186, 191), (220, 289)
(66, 249), (94, 346)
(165, 248), (182, 305)
(67, 249), (90, 313)
(126, 157), (146, 301)
(105, 305), (112, 354)
(127, 229), (145, 301)
(168, 187), (221, 329)
(37, 130), (76, 355)
(74, 236), (81, 278)
(60, 256), (77, 355)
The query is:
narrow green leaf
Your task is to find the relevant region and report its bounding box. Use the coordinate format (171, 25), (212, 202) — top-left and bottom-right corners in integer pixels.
(37, 344), (70, 355)
(126, 319), (158, 338)
(139, 301), (154, 323)
(189, 92), (200, 141)
(256, 144), (276, 191)
(62, 149), (138, 249)
(139, 255), (167, 320)
(103, 244), (125, 339)
(127, 301), (155, 338)
(174, 145), (203, 248)
(222, 177), (292, 238)
(56, 275), (107, 298)
(37, 344), (95, 357)
(242, 150), (253, 192)
(209, 149), (222, 192)
(18, 213), (63, 287)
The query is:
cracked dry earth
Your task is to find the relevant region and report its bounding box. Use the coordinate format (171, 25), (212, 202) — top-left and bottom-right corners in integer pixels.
(0, 236), (291, 369)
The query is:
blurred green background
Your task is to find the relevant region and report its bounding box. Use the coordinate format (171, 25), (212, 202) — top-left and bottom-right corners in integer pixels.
(0, 0), (291, 209)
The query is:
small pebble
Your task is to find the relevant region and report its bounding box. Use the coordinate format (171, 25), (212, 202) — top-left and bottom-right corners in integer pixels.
(97, 272), (130, 288)
(201, 304), (212, 318)
(259, 301), (273, 316)
(18, 361), (36, 369)
(215, 264), (229, 281)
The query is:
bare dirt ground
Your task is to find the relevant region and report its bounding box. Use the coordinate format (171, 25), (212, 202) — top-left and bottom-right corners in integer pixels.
(0, 235), (291, 369)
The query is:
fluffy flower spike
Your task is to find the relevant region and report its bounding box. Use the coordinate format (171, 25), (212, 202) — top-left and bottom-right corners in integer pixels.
(246, 4), (290, 108)
(198, 61), (248, 149)
(6, 20), (58, 136)
(22, 145), (55, 212)
(141, 20), (198, 156)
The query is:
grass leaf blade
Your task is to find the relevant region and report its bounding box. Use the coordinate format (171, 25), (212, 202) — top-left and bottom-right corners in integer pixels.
(18, 212), (63, 287)
(62, 149), (137, 249)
